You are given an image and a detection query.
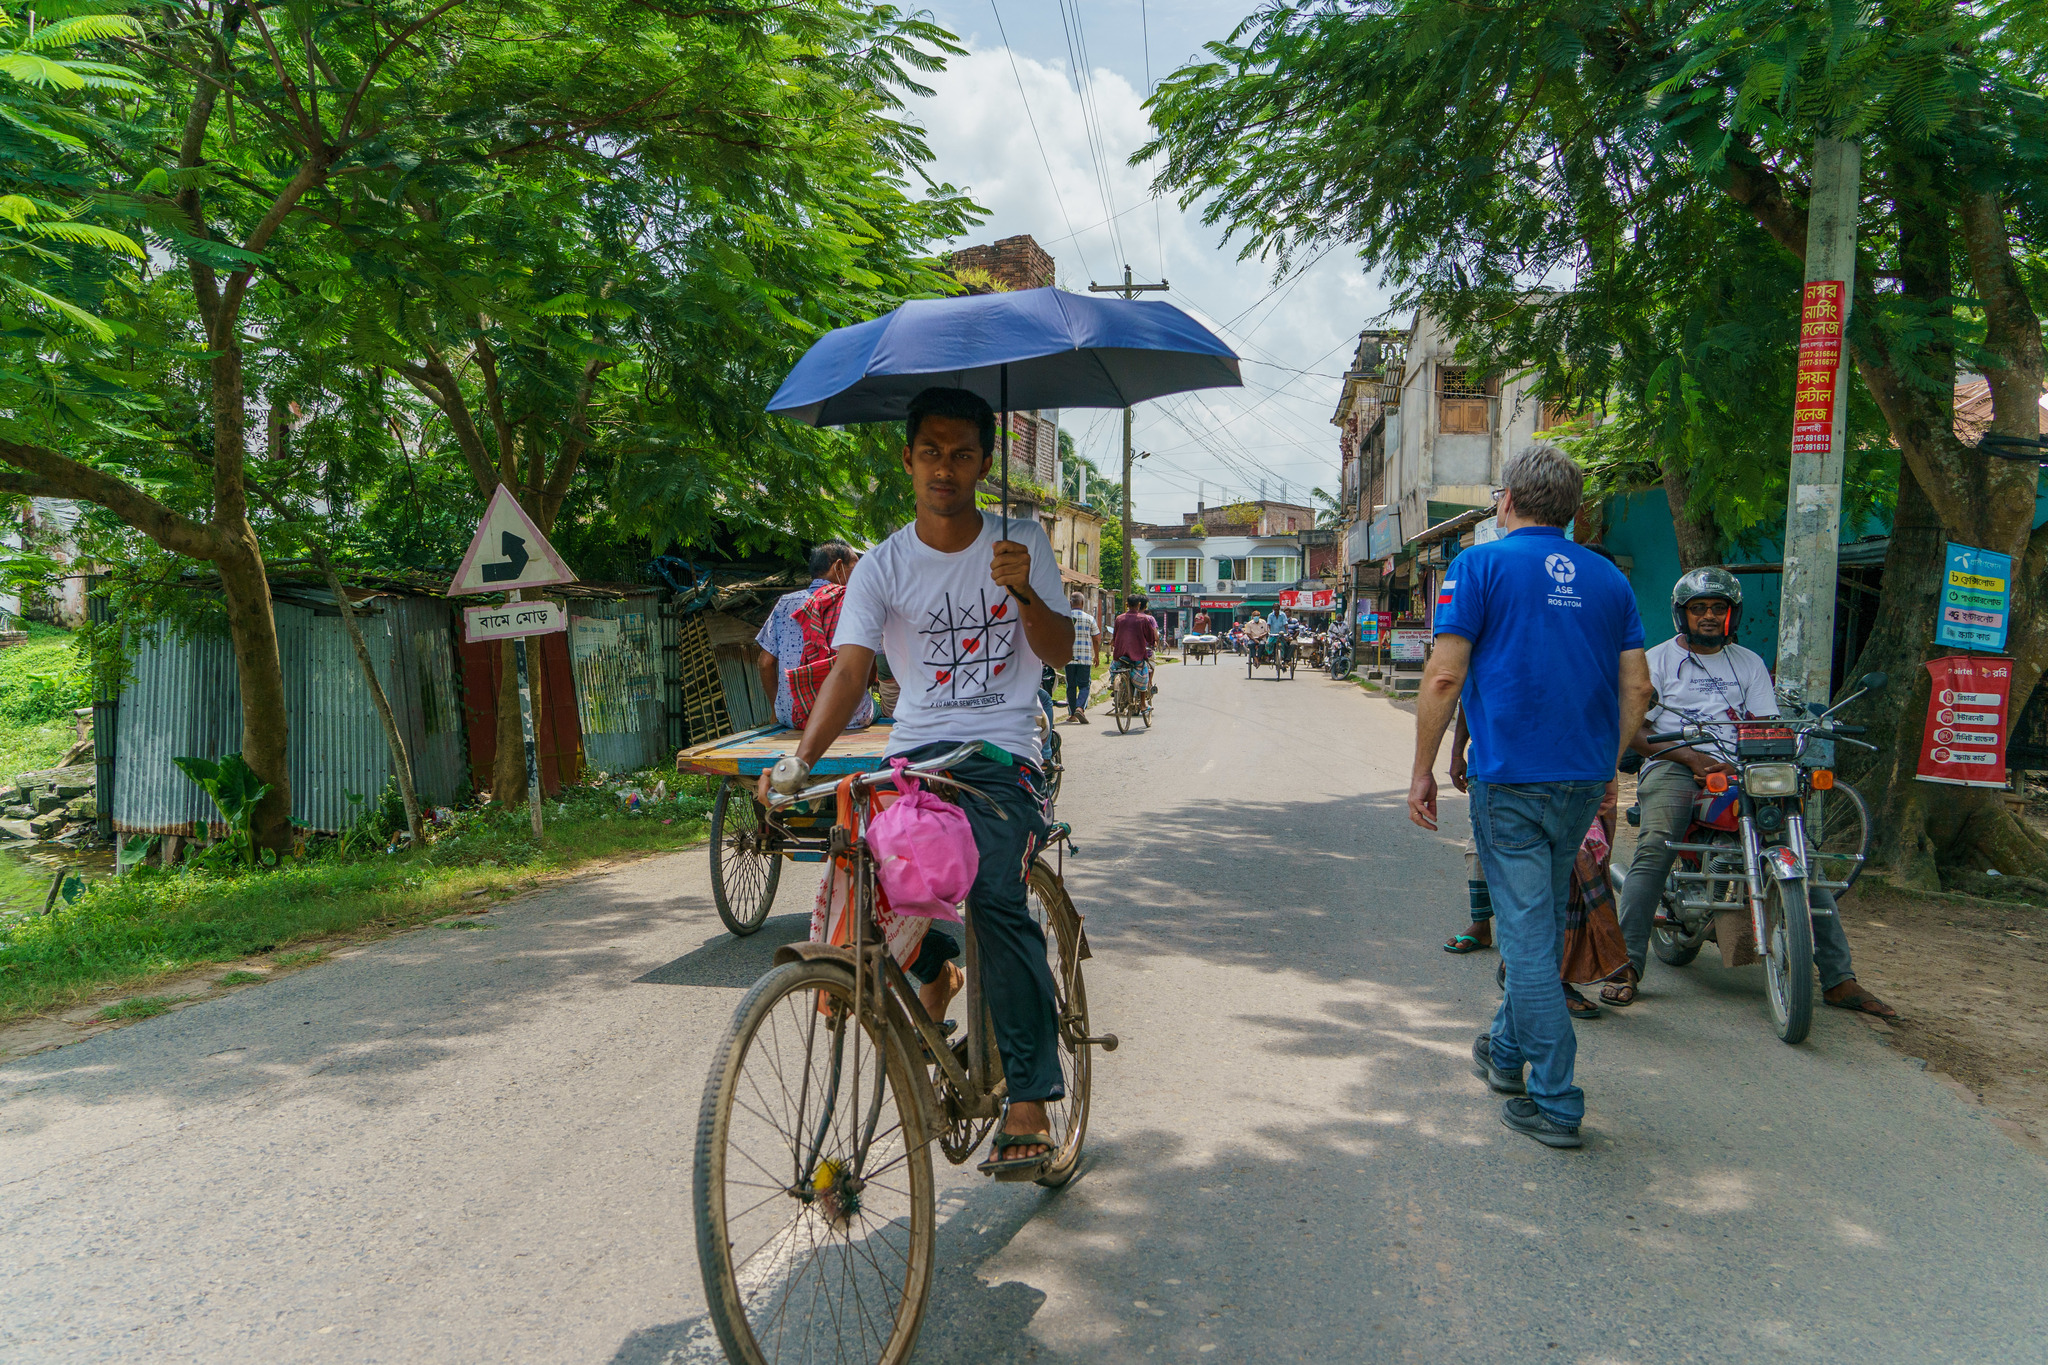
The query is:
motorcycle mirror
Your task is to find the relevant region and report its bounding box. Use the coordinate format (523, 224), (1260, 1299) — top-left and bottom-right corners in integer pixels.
(1860, 671), (1888, 692)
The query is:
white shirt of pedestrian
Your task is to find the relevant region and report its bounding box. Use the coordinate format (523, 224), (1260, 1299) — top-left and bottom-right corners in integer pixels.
(834, 511), (1069, 766)
(1643, 636), (1777, 768)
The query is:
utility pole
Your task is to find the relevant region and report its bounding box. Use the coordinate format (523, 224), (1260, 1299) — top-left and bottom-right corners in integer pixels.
(1090, 264), (1169, 595)
(1776, 139), (1862, 713)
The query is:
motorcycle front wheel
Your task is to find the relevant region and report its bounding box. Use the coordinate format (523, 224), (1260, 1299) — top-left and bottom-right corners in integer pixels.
(1763, 877), (1815, 1044)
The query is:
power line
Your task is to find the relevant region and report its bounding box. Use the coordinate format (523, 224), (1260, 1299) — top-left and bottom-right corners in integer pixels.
(987, 1), (1095, 282)
(1140, 0), (1164, 278)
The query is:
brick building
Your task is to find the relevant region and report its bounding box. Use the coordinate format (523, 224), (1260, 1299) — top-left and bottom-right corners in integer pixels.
(948, 235), (1060, 491)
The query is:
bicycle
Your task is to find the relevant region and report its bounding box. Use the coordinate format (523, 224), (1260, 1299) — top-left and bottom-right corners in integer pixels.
(1109, 657), (1153, 734)
(693, 741), (1114, 1365)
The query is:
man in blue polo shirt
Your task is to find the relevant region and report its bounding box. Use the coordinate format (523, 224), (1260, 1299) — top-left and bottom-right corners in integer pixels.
(1410, 443), (1654, 1149)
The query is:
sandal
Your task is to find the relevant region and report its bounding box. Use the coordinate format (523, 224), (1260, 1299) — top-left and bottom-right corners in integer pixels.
(1565, 985), (1602, 1020)
(1600, 974), (1639, 1007)
(1444, 933), (1492, 954)
(1823, 981), (1899, 1021)
(977, 1130), (1055, 1181)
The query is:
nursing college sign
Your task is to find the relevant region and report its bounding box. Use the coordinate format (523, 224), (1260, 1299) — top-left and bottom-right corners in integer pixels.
(1791, 281), (1847, 457)
(1935, 542), (2012, 652)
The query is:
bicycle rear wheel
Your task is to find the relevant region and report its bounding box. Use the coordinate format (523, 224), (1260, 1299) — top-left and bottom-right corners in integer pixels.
(1025, 860), (1092, 1187)
(1114, 675), (1132, 733)
(695, 959), (935, 1365)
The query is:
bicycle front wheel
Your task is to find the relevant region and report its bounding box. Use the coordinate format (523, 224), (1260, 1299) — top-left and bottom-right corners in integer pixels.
(1114, 676), (1132, 733)
(695, 959), (935, 1365)
(1811, 781), (1873, 894)
(1025, 860), (1093, 1187)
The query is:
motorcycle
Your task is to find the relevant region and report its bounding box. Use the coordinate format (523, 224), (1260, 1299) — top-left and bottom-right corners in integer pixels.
(1327, 637), (1352, 678)
(1617, 671), (1885, 1044)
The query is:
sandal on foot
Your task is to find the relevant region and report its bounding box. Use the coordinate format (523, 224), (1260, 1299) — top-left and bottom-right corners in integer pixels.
(1823, 982), (1898, 1021)
(1565, 986), (1602, 1020)
(1444, 933), (1492, 954)
(978, 1131), (1054, 1181)
(1600, 978), (1639, 1007)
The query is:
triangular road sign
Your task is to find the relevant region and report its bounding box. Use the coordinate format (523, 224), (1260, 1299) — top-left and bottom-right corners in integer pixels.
(449, 485), (576, 596)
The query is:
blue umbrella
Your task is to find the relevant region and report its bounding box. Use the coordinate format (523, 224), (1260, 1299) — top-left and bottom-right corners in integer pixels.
(767, 287), (1242, 559)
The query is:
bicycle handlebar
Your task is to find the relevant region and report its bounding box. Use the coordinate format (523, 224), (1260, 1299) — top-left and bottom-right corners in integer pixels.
(765, 739), (986, 811)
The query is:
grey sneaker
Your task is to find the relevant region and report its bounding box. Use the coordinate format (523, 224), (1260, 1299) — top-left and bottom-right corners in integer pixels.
(1471, 1034), (1525, 1095)
(1501, 1096), (1583, 1149)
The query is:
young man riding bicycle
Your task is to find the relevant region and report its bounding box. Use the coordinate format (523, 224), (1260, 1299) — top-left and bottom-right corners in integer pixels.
(759, 386), (1073, 1178)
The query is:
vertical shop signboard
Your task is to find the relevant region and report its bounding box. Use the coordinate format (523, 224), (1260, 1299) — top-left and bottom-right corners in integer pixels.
(1790, 280), (1846, 458)
(1934, 542), (2013, 652)
(1916, 655), (2011, 788)
(1357, 609), (1380, 644)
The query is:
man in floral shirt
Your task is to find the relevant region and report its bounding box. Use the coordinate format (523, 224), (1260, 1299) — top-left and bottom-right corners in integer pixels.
(756, 543), (870, 727)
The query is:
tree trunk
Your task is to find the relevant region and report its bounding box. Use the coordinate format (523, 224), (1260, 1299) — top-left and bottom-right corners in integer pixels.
(315, 550), (426, 842)
(1661, 463), (1721, 569)
(215, 537), (293, 853)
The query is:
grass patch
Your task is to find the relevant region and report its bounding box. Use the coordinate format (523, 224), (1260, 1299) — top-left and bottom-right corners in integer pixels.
(272, 948), (329, 969)
(0, 770), (717, 1022)
(217, 971), (266, 986)
(0, 623), (90, 780)
(95, 994), (189, 1021)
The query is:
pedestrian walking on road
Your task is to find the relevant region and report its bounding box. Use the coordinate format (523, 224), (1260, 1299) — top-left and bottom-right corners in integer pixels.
(1065, 591), (1100, 723)
(1409, 443), (1654, 1149)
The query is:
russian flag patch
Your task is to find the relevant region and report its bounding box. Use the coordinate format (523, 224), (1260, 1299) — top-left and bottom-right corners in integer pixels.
(1437, 579), (1455, 606)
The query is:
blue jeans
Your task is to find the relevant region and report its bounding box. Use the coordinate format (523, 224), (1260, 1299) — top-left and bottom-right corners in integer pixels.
(1472, 779), (1607, 1128)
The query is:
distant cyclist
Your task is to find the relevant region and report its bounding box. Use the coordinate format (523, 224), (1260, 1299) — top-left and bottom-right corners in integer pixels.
(1112, 593), (1158, 702)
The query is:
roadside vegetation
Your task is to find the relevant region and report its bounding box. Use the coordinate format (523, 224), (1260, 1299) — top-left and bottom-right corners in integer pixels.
(0, 771), (718, 1023)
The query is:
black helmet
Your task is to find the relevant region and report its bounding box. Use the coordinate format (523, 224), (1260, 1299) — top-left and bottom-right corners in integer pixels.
(1670, 566), (1743, 641)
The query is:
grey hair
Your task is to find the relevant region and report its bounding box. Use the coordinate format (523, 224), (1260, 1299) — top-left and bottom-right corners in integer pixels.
(807, 541), (858, 577)
(1502, 442), (1584, 528)
(1069, 592), (1084, 607)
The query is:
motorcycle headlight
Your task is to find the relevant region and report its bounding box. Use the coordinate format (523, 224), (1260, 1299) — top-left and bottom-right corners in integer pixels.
(1743, 762), (1800, 798)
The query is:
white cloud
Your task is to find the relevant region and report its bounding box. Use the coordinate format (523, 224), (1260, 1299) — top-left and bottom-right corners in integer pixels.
(903, 44), (1398, 522)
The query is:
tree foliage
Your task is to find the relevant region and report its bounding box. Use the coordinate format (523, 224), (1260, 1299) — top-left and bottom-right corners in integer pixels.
(1145, 0), (2047, 883)
(0, 0), (981, 834)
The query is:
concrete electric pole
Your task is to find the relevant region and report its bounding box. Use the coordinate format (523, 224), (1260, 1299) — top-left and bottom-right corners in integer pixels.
(1089, 265), (1169, 595)
(1776, 138), (1862, 711)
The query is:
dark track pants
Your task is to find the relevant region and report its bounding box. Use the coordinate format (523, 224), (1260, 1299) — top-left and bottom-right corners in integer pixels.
(896, 741), (1062, 1104)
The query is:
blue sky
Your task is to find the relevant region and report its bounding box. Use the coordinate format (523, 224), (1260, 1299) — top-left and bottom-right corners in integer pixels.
(901, 1), (1400, 523)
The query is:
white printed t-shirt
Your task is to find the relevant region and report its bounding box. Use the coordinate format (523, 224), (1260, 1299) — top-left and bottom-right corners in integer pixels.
(834, 511), (1070, 767)
(1643, 636), (1777, 772)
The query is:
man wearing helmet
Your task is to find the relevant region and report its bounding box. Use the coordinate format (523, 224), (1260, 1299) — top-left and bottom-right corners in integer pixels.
(1612, 567), (1895, 1019)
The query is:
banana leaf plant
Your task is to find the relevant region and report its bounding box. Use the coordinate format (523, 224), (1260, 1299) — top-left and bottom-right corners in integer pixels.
(172, 754), (274, 868)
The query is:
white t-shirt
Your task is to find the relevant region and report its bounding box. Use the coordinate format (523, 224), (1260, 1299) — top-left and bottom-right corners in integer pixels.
(1644, 637), (1777, 770)
(834, 512), (1069, 766)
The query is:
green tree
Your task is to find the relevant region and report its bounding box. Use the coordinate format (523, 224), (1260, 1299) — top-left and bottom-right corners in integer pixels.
(0, 1), (978, 832)
(1145, 0), (2048, 886)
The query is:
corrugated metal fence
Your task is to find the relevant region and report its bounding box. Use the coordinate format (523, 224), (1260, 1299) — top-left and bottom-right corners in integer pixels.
(115, 596), (467, 835)
(566, 593), (666, 773)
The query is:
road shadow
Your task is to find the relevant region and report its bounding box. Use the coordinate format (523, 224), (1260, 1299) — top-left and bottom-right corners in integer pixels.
(0, 851), (748, 1121)
(635, 913), (813, 989)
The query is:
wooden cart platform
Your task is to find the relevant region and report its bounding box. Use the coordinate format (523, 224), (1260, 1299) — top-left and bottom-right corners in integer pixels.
(675, 720), (898, 779)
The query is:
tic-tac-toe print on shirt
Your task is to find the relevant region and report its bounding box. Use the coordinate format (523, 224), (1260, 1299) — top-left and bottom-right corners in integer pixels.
(920, 588), (1016, 710)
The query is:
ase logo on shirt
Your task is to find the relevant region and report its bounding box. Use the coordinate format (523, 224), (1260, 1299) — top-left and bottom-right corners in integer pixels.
(1544, 551), (1581, 607)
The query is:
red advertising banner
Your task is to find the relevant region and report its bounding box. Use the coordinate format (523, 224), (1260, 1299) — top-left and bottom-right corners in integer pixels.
(1278, 587), (1335, 610)
(1916, 655), (2012, 788)
(1791, 280), (1847, 457)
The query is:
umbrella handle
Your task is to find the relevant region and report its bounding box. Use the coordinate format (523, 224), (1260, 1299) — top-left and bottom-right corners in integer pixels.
(1000, 361), (1032, 607)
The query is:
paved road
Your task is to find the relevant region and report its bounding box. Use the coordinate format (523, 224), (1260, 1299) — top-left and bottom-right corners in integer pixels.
(5, 658), (2045, 1364)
